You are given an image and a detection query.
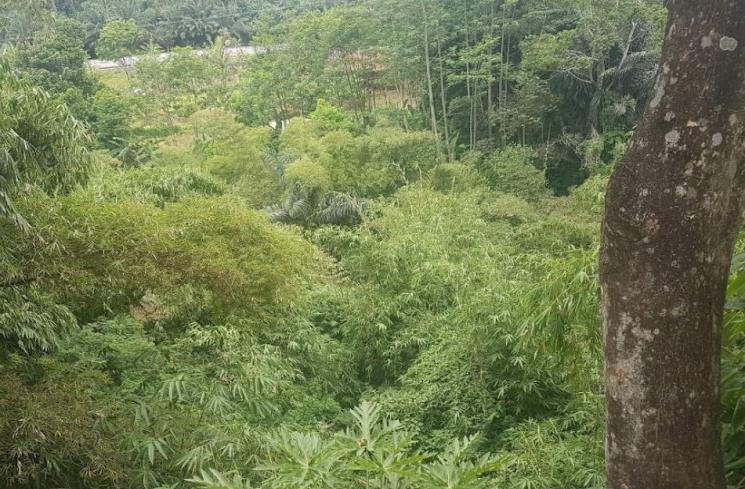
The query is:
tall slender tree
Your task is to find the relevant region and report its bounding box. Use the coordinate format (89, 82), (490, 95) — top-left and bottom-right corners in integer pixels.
(600, 2), (745, 488)
(420, 0), (441, 147)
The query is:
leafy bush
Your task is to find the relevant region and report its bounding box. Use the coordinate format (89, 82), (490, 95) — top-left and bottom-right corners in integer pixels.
(430, 163), (486, 193)
(284, 158), (333, 198)
(0, 67), (91, 228)
(192, 402), (500, 489)
(2, 191), (318, 321)
(476, 146), (548, 201)
(154, 110), (280, 207)
(310, 99), (356, 132)
(96, 19), (147, 60)
(88, 164), (226, 206)
(14, 17), (98, 122)
(0, 353), (128, 488)
(91, 88), (132, 147)
(0, 286), (76, 354)
(276, 118), (441, 201)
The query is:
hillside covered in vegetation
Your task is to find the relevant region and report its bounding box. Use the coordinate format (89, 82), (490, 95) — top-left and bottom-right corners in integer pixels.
(2, 1), (745, 488)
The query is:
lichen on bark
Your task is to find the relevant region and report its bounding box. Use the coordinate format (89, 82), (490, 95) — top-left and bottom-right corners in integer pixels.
(600, 2), (745, 488)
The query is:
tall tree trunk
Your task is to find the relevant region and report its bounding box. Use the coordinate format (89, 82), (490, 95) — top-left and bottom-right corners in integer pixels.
(471, 78), (479, 150)
(501, 5), (514, 146)
(498, 6), (506, 145)
(465, 23), (474, 151)
(437, 39), (452, 161)
(420, 0), (440, 145)
(487, 4), (495, 143)
(600, 3), (745, 488)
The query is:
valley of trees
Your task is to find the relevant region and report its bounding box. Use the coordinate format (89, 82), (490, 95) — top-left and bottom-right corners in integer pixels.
(1, 0), (744, 488)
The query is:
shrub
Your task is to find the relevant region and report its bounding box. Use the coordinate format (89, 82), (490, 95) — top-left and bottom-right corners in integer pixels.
(309, 99), (356, 132)
(430, 163), (486, 193)
(88, 164), (226, 206)
(3, 191), (318, 321)
(91, 88), (132, 148)
(284, 158), (333, 199)
(152, 111), (279, 207)
(476, 146), (548, 201)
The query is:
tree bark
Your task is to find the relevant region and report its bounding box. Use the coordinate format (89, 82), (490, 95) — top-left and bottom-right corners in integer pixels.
(600, 2), (745, 489)
(420, 0), (440, 146)
(465, 25), (474, 151)
(437, 39), (453, 161)
(500, 4), (514, 146)
(487, 4), (495, 144)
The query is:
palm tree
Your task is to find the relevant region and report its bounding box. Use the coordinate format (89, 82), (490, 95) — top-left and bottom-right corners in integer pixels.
(551, 20), (658, 136)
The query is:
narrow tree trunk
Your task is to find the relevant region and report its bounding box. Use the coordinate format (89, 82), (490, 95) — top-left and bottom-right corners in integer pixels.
(421, 0), (440, 145)
(487, 4), (496, 143)
(501, 6), (514, 146)
(498, 6), (506, 145)
(465, 25), (474, 151)
(600, 3), (745, 488)
(618, 21), (638, 72)
(471, 78), (479, 149)
(437, 39), (452, 161)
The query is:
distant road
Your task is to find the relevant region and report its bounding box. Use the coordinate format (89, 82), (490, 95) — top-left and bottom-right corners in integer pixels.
(88, 45), (265, 71)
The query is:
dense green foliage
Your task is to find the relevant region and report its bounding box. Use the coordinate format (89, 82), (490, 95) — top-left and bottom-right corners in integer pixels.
(0, 65), (91, 229)
(96, 19), (148, 61)
(2, 1), (745, 489)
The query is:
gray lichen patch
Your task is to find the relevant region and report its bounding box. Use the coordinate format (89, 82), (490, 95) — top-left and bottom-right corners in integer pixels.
(720, 36), (739, 51)
(650, 71), (667, 109)
(665, 129), (681, 147)
(632, 326), (655, 342)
